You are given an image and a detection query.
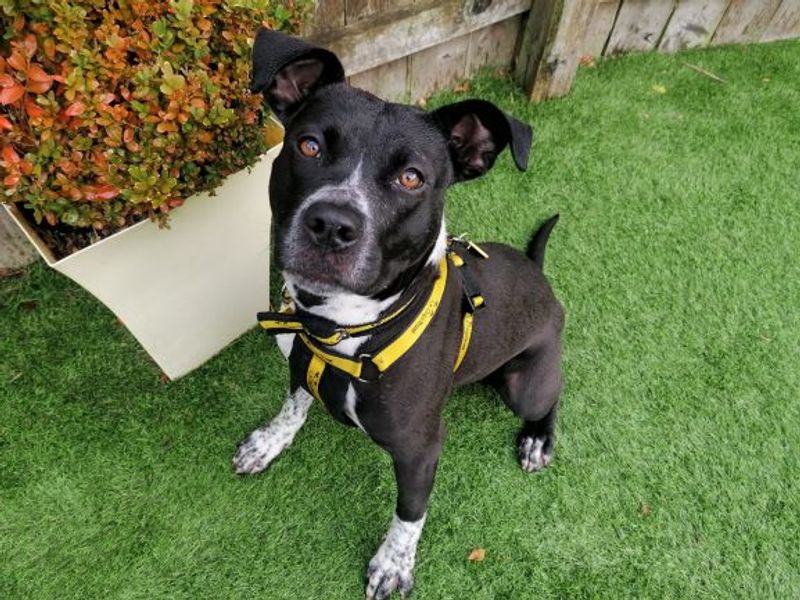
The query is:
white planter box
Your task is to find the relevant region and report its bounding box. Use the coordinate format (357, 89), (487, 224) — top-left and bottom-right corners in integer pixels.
(5, 143), (281, 380)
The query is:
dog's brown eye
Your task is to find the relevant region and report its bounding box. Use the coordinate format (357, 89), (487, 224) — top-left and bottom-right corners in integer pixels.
(298, 137), (320, 158)
(398, 168), (423, 190)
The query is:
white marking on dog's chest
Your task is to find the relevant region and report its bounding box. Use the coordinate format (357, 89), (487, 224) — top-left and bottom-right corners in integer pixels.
(278, 278), (401, 433)
(275, 333), (295, 358)
(426, 219), (447, 267)
(344, 383), (366, 432)
(283, 275), (400, 357)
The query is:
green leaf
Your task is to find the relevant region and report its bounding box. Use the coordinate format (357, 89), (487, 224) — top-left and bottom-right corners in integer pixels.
(172, 0), (194, 22)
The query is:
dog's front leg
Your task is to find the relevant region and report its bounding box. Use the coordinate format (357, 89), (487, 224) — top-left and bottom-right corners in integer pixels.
(366, 426), (444, 600)
(232, 387), (313, 475)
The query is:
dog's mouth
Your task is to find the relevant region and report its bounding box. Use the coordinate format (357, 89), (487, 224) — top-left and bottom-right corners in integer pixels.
(283, 247), (359, 286)
(277, 233), (377, 293)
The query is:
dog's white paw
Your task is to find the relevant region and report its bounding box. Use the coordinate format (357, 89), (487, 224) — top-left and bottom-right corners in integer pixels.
(232, 389), (313, 475)
(232, 428), (288, 474)
(366, 558), (413, 600)
(365, 514), (425, 600)
(518, 435), (553, 473)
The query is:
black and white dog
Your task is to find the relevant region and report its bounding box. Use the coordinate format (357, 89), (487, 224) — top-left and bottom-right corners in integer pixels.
(233, 29), (564, 600)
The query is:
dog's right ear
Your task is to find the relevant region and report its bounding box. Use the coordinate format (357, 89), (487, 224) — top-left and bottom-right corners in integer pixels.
(250, 28), (345, 122)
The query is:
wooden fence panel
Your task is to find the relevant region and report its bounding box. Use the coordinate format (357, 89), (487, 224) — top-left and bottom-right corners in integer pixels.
(348, 56), (410, 101)
(345, 0), (415, 24)
(712, 0), (783, 44)
(761, 0), (800, 42)
(310, 0), (345, 33)
(658, 0), (730, 52)
(606, 0), (676, 54)
(467, 15), (522, 73)
(349, 14), (522, 103)
(582, 0), (622, 57)
(408, 33), (471, 101)
(312, 0), (530, 76)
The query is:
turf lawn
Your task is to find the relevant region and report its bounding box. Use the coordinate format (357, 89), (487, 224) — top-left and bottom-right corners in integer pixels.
(2, 40), (799, 599)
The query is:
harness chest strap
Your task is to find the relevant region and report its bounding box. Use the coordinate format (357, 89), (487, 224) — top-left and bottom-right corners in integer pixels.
(258, 243), (485, 401)
(257, 294), (416, 345)
(299, 255), (449, 390)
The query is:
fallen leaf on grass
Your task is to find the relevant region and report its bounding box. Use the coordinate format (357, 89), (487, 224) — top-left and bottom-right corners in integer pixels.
(159, 372), (171, 385)
(579, 54), (596, 68)
(453, 80), (471, 94)
(468, 548), (486, 562)
(639, 502), (653, 517)
(651, 84), (667, 95)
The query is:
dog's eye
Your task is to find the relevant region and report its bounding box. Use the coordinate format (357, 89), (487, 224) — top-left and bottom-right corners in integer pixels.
(298, 137), (320, 158)
(398, 168), (423, 190)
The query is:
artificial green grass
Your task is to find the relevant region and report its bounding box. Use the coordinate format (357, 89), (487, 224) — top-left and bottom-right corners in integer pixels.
(2, 40), (799, 599)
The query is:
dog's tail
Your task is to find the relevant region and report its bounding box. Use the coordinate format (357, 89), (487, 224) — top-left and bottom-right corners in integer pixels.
(526, 214), (559, 269)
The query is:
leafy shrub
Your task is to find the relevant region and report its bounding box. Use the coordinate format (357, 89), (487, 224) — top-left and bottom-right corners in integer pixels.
(0, 1), (310, 231)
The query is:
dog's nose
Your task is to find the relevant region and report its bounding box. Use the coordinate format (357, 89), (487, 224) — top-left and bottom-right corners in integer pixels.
(302, 202), (363, 250)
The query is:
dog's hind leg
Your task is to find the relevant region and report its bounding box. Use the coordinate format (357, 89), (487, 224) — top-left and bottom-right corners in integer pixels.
(232, 387), (313, 475)
(499, 328), (562, 473)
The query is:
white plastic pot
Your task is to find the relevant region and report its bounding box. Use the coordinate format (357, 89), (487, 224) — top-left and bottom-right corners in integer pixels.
(5, 143), (280, 379)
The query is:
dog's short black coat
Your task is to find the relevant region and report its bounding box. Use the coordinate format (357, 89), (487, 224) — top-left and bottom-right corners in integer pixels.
(235, 28), (564, 600)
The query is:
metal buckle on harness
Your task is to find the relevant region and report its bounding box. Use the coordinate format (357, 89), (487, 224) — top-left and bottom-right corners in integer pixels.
(356, 354), (382, 382)
(302, 325), (350, 346)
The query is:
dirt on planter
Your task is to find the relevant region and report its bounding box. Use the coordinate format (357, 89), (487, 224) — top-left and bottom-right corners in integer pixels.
(12, 204), (153, 261)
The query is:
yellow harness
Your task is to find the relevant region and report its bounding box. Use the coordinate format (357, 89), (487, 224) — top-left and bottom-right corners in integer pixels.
(257, 242), (486, 401)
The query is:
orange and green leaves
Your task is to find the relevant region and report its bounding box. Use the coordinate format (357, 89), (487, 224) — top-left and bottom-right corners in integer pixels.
(0, 1), (307, 232)
(0, 78), (24, 105)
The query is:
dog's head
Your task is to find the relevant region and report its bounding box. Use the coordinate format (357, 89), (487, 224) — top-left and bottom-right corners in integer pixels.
(251, 29), (533, 299)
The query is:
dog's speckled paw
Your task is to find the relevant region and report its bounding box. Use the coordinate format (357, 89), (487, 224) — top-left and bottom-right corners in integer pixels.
(518, 435), (553, 473)
(232, 430), (285, 475)
(232, 389), (314, 475)
(365, 514), (425, 600)
(365, 560), (414, 600)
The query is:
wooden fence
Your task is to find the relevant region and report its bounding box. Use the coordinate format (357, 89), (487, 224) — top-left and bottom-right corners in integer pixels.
(518, 0), (800, 101)
(307, 0), (530, 101)
(3, 0), (799, 272)
(306, 0), (800, 103)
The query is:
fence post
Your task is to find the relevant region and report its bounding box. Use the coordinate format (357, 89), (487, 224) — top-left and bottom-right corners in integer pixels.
(515, 0), (598, 101)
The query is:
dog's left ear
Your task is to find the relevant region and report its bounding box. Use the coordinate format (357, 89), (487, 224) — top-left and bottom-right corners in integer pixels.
(250, 28), (345, 121)
(433, 99), (532, 181)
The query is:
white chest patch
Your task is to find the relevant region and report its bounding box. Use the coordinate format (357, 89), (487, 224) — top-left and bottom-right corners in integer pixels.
(275, 333), (295, 359)
(275, 278), (400, 436)
(426, 219), (447, 267)
(283, 273), (400, 358)
(344, 383), (366, 432)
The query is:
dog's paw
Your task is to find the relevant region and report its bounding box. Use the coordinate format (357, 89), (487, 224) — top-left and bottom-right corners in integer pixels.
(232, 390), (314, 475)
(365, 554), (414, 600)
(365, 514), (425, 600)
(232, 428), (288, 475)
(518, 435), (553, 473)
